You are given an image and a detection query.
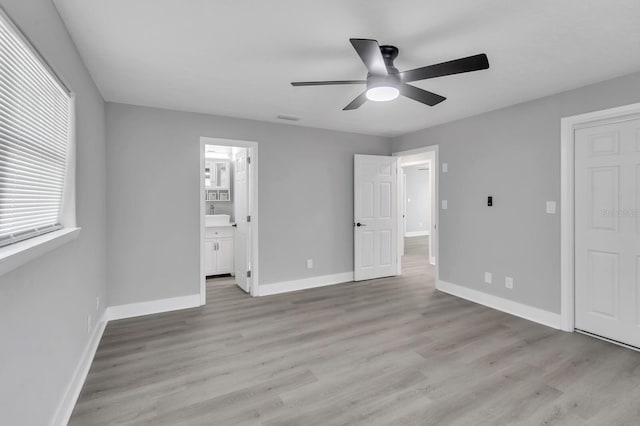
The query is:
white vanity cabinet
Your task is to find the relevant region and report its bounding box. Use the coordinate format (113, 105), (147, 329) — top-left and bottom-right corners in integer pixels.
(205, 226), (234, 276)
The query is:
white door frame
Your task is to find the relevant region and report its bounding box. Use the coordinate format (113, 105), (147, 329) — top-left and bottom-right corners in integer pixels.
(392, 145), (439, 283)
(200, 137), (260, 303)
(560, 102), (640, 332)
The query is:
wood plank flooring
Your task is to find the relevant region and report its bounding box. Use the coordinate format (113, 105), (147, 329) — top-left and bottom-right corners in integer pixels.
(70, 236), (640, 425)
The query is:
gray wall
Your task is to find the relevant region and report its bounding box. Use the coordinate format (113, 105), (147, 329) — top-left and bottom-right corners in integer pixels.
(393, 71), (640, 314)
(0, 1), (107, 424)
(404, 165), (430, 234)
(106, 103), (390, 306)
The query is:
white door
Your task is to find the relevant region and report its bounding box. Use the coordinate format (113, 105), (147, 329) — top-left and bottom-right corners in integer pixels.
(234, 148), (251, 293)
(354, 155), (398, 281)
(575, 116), (640, 348)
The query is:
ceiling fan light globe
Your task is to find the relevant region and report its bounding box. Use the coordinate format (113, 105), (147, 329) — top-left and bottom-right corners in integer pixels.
(366, 86), (399, 102)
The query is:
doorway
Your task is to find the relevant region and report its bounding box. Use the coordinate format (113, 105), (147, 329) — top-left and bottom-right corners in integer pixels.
(199, 137), (259, 303)
(562, 103), (640, 349)
(393, 146), (439, 280)
(351, 147), (439, 283)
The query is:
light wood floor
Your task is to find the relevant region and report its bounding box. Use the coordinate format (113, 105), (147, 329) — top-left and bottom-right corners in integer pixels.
(70, 236), (640, 425)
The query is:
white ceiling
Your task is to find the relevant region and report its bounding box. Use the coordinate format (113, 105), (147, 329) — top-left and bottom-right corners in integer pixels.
(54, 0), (640, 137)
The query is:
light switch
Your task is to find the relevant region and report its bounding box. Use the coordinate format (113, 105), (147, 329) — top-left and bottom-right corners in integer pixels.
(442, 163), (448, 173)
(546, 201), (556, 214)
(441, 200), (448, 210)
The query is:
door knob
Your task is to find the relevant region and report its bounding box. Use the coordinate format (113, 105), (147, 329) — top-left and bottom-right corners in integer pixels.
(355, 222), (366, 227)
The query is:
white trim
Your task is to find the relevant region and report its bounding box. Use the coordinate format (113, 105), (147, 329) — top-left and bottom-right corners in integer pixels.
(200, 137), (259, 299)
(405, 230), (430, 237)
(0, 227), (80, 277)
(393, 145), (439, 277)
(50, 310), (107, 426)
(60, 94), (77, 229)
(52, 292), (202, 425)
(106, 294), (201, 321)
(258, 272), (354, 297)
(437, 280), (562, 330)
(199, 141), (206, 305)
(396, 156), (402, 276)
(560, 102), (640, 332)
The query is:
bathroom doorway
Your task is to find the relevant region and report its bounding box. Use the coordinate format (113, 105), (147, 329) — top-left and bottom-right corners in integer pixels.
(199, 137), (259, 303)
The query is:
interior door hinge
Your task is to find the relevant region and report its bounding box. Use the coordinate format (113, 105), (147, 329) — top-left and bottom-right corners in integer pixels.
(247, 157), (251, 164)
(247, 215), (251, 222)
(247, 270), (252, 278)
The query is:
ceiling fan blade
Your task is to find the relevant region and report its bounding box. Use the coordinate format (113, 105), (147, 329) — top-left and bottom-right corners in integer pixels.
(400, 84), (446, 106)
(343, 92), (368, 110)
(349, 38), (388, 76)
(291, 80), (366, 87)
(400, 54), (489, 82)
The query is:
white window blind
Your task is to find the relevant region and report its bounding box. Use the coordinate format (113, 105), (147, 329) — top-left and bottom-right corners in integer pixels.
(0, 11), (71, 247)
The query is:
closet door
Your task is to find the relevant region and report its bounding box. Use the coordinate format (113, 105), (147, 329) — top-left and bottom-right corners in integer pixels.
(575, 116), (640, 348)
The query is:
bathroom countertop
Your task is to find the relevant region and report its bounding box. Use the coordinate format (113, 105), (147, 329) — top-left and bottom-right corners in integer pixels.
(205, 223), (236, 228)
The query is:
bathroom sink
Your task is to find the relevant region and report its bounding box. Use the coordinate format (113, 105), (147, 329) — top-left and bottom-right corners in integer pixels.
(205, 214), (231, 227)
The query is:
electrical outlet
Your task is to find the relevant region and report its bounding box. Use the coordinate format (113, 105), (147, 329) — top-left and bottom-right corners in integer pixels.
(96, 296), (100, 311)
(505, 277), (514, 289)
(442, 163), (448, 173)
(442, 200), (448, 210)
(484, 272), (492, 284)
(87, 315), (92, 333)
(546, 201), (557, 214)
(307, 259), (313, 269)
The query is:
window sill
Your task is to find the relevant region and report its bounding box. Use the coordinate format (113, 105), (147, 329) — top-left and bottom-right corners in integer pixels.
(0, 227), (81, 277)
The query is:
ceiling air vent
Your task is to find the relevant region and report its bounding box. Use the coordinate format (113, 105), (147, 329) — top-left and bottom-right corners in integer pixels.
(277, 114), (301, 122)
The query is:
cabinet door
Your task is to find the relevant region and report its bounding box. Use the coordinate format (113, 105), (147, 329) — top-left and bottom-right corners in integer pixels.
(205, 240), (216, 275)
(204, 159), (214, 189)
(216, 237), (234, 273)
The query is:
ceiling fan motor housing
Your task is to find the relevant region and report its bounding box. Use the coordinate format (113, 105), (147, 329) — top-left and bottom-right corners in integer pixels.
(367, 73), (401, 90)
(367, 45), (401, 90)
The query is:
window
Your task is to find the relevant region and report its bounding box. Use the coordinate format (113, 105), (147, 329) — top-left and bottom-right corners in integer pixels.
(0, 10), (72, 248)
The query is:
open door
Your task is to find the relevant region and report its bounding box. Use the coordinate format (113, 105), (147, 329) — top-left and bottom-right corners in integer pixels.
(354, 155), (399, 281)
(234, 148), (251, 293)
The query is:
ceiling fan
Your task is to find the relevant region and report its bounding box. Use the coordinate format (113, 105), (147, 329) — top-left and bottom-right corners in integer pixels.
(291, 39), (489, 110)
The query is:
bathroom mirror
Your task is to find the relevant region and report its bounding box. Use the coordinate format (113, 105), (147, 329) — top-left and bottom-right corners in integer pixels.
(205, 160), (230, 190)
(215, 161), (230, 189)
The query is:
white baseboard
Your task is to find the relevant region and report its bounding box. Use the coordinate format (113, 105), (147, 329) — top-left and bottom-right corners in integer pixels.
(106, 294), (201, 321)
(259, 272), (354, 296)
(405, 230), (430, 237)
(50, 293), (202, 425)
(51, 310), (108, 426)
(436, 280), (562, 330)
